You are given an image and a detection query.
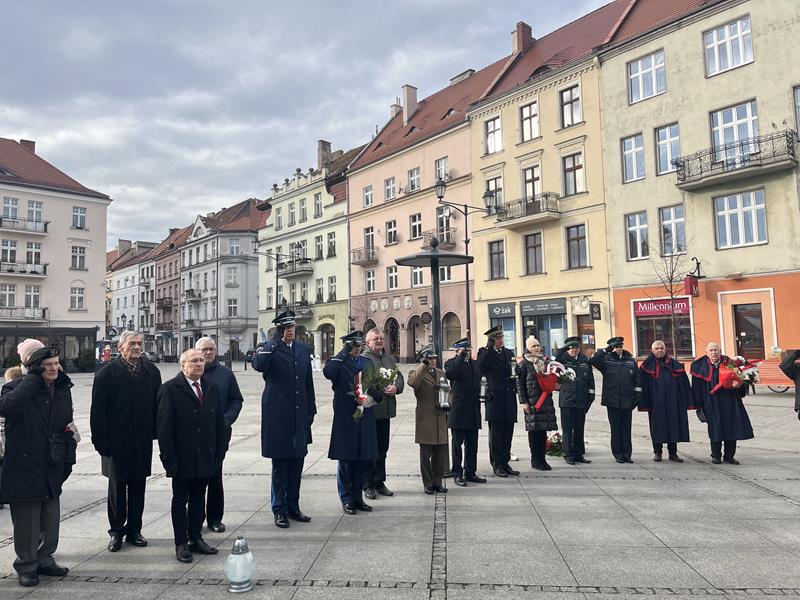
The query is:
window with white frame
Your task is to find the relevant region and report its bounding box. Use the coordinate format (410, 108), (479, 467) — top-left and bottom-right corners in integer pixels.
(288, 203), (296, 226)
(485, 117), (501, 154)
(299, 198), (307, 222)
(328, 276), (337, 301)
(520, 101), (539, 142)
(2, 197), (18, 218)
(408, 167), (421, 192)
(315, 278), (324, 302)
(628, 50), (666, 103)
(275, 207), (282, 230)
(435, 157), (448, 181)
(795, 86), (800, 130)
(411, 266), (424, 287)
(704, 15), (753, 76)
(26, 242), (41, 264)
(625, 212), (649, 260)
(384, 177), (396, 200)
(72, 206), (87, 228)
(523, 165), (541, 199)
(659, 204), (686, 255)
(266, 287), (274, 309)
(486, 176), (504, 207)
(71, 246), (86, 269)
(714, 189), (767, 248)
(488, 240), (505, 279)
(0, 283), (15, 307)
(327, 232), (336, 257)
(70, 286), (84, 310)
(386, 220), (398, 245)
(439, 265), (452, 282)
(315, 235), (323, 260)
(227, 298), (238, 317)
(1, 239), (16, 262)
(314, 192), (323, 218)
(560, 85), (581, 128)
(364, 226), (375, 249)
(562, 153), (585, 196)
(298, 239), (308, 259)
(226, 266), (239, 285)
(229, 238), (240, 255)
(436, 206), (450, 233)
(277, 285), (284, 306)
(27, 201), (43, 223)
(524, 232), (543, 275)
(656, 123), (680, 174)
(622, 134), (645, 182)
(363, 185), (374, 207)
(387, 265), (398, 290)
(409, 213), (422, 240)
(566, 224), (588, 269)
(24, 284), (40, 309)
(301, 280), (308, 302)
(365, 270), (376, 293)
(711, 101), (759, 165)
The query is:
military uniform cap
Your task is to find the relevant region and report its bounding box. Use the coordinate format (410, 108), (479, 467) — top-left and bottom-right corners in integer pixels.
(340, 330), (365, 344)
(563, 336), (581, 348)
(272, 310), (296, 327)
(418, 346), (437, 360)
(451, 337), (471, 350)
(484, 325), (503, 338)
(607, 336), (625, 347)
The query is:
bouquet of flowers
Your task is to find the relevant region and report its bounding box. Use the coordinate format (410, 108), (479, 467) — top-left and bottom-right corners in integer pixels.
(349, 366), (399, 420)
(533, 361), (576, 410)
(710, 355), (761, 394)
(545, 431), (564, 457)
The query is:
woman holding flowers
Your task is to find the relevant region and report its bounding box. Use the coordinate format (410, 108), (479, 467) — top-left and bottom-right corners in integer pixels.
(516, 337), (558, 471)
(690, 342), (753, 465)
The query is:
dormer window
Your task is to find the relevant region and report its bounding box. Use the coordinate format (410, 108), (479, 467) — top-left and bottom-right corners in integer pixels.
(442, 108), (456, 119)
(404, 126), (418, 136)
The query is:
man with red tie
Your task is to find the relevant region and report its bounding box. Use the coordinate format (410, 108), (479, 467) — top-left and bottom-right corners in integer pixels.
(157, 349), (228, 563)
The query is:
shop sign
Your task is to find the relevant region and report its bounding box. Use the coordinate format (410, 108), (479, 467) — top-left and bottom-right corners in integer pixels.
(488, 302), (515, 318)
(684, 275), (700, 297)
(520, 297), (567, 316)
(633, 297), (690, 317)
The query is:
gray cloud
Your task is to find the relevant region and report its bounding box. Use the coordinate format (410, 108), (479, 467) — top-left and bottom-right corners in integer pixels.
(1, 0), (605, 247)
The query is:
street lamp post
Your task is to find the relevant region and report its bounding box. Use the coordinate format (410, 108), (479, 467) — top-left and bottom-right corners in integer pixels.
(250, 239), (302, 321)
(434, 178), (498, 345)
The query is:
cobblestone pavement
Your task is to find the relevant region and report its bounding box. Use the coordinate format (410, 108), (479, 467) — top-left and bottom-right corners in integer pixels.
(0, 363), (797, 599)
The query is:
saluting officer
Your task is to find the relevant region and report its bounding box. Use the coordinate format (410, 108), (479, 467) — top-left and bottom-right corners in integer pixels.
(444, 338), (486, 487)
(252, 310), (317, 529)
(477, 326), (518, 478)
(554, 336), (595, 465)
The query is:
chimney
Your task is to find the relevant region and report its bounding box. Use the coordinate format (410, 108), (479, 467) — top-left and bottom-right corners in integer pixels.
(512, 21), (534, 54)
(450, 69), (476, 86)
(317, 139), (332, 170)
(118, 239), (131, 254)
(390, 96), (402, 119)
(402, 84), (418, 126)
(19, 139), (36, 154)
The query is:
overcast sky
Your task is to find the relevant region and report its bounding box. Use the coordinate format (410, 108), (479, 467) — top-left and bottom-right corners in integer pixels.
(1, 0), (605, 249)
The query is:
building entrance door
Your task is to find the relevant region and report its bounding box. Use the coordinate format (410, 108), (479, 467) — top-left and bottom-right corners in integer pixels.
(733, 303), (765, 360)
(575, 315), (596, 357)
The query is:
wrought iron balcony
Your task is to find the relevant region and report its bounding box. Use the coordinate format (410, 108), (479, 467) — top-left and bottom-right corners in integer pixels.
(183, 318), (199, 329)
(184, 288), (201, 301)
(155, 321), (174, 332)
(156, 296), (174, 309)
(140, 277), (152, 288)
(290, 301), (314, 318)
(277, 258), (313, 278)
(139, 299), (151, 309)
(496, 193), (560, 228)
(0, 261), (48, 276)
(674, 129), (797, 190)
(350, 246), (379, 266)
(0, 217), (48, 234)
(0, 306), (48, 321)
(422, 227), (458, 250)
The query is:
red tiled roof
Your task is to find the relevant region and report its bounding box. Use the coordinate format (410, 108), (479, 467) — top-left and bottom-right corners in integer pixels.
(607, 0), (721, 47)
(150, 226), (192, 259)
(204, 197), (269, 233)
(0, 137), (110, 200)
(327, 144), (366, 179)
(106, 249), (120, 269)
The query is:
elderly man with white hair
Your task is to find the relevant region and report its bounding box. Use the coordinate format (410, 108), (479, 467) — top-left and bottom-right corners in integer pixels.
(194, 337), (243, 534)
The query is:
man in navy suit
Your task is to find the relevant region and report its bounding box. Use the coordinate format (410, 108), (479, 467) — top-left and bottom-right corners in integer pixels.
(252, 311), (316, 529)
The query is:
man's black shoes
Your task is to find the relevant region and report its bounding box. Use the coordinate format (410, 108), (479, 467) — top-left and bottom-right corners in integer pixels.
(288, 510), (311, 523)
(126, 533), (148, 547)
(107, 534), (123, 552)
(376, 484), (394, 497)
(188, 539), (219, 555)
(564, 457), (576, 465)
(575, 456), (591, 464)
(493, 468), (508, 478)
(353, 501), (373, 512)
(454, 476), (467, 487)
(175, 544), (193, 563)
(343, 504), (357, 514)
(711, 456), (722, 464)
(18, 573), (39, 587)
(37, 563), (69, 577)
(208, 522), (226, 533)
(668, 454), (684, 463)
(424, 486), (435, 494)
(723, 457), (740, 465)
(465, 474), (487, 484)
(505, 467), (520, 476)
(364, 487), (377, 500)
(435, 485), (448, 494)
(274, 513), (290, 528)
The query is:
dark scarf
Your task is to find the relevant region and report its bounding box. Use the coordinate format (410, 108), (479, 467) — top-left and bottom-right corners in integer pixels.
(120, 355), (141, 378)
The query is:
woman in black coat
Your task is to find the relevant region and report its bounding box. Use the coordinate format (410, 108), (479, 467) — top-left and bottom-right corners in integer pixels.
(0, 346), (75, 587)
(779, 350), (800, 418)
(516, 337), (557, 471)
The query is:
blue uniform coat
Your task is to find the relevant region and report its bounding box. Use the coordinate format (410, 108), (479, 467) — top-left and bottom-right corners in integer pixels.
(323, 349), (378, 462)
(252, 339), (316, 459)
(690, 356), (754, 442)
(444, 355), (482, 430)
(477, 345), (518, 423)
(638, 354), (693, 444)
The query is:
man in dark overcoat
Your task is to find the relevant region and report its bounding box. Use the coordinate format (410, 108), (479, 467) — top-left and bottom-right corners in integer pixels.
(91, 330), (161, 552)
(444, 338), (485, 487)
(252, 311), (316, 529)
(477, 326), (518, 477)
(196, 337), (243, 533)
(778, 349), (800, 420)
(157, 349), (227, 563)
(690, 342), (753, 464)
(361, 328), (404, 500)
(638, 340), (693, 462)
(323, 331), (378, 514)
(590, 336), (640, 463)
(555, 337), (595, 465)
(0, 345), (74, 587)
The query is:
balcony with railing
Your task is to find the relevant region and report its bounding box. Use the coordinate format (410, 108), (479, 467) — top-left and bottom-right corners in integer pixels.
(0, 306), (48, 321)
(155, 321), (174, 332)
(183, 318), (200, 329)
(0, 217), (49, 235)
(140, 277), (152, 288)
(675, 130), (797, 191)
(277, 258), (313, 278)
(496, 193), (560, 229)
(350, 246), (379, 266)
(0, 261), (48, 276)
(184, 288), (201, 302)
(290, 301), (314, 318)
(422, 227), (458, 250)
(156, 296), (174, 309)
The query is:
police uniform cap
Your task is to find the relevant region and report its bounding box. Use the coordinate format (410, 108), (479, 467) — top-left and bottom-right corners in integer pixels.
(272, 310), (297, 327)
(607, 336), (625, 348)
(341, 330), (365, 344)
(484, 325), (503, 338)
(451, 337), (471, 350)
(418, 346), (437, 360)
(563, 336), (581, 348)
